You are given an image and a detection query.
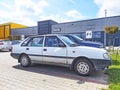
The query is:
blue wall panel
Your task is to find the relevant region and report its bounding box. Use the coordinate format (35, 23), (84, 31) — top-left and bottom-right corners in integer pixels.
(38, 20), (57, 35)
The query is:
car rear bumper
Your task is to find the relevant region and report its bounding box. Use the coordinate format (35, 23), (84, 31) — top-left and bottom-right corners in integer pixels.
(11, 53), (20, 59)
(90, 58), (111, 71)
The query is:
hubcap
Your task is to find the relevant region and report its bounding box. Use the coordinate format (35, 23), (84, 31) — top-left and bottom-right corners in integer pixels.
(21, 56), (28, 66)
(77, 62), (89, 74)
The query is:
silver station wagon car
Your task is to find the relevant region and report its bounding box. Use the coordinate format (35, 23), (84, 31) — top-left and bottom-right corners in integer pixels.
(0, 40), (12, 51)
(11, 34), (111, 76)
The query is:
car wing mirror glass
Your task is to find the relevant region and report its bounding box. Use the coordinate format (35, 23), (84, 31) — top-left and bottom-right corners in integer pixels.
(58, 44), (66, 47)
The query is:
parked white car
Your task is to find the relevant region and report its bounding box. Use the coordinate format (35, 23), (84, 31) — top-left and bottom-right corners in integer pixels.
(11, 34), (111, 76)
(0, 40), (12, 51)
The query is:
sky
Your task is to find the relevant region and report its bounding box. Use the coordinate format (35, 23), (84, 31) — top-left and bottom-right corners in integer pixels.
(0, 0), (120, 26)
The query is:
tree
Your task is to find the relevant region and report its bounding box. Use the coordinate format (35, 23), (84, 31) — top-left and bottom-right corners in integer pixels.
(105, 26), (119, 34)
(104, 26), (119, 48)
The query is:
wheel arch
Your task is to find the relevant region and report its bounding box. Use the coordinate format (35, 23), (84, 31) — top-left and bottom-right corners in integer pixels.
(71, 56), (94, 70)
(18, 53), (28, 63)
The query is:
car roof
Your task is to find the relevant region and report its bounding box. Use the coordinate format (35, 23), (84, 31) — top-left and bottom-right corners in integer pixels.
(28, 34), (60, 38)
(28, 34), (77, 38)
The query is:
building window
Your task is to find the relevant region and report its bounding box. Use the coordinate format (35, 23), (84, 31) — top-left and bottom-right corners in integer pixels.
(93, 31), (101, 39)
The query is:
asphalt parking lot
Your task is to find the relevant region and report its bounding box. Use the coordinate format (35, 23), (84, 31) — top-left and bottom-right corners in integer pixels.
(0, 52), (108, 90)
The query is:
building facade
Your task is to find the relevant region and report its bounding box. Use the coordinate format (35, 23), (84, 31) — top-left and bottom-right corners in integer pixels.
(11, 16), (120, 46)
(11, 26), (38, 39)
(38, 20), (58, 35)
(52, 16), (120, 46)
(0, 22), (27, 40)
(12, 26), (38, 36)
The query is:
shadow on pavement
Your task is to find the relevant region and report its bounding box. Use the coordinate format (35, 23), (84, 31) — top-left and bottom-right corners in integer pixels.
(0, 51), (10, 53)
(13, 64), (108, 85)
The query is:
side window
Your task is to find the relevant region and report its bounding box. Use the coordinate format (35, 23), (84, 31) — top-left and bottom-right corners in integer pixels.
(44, 36), (65, 47)
(21, 38), (31, 46)
(27, 37), (44, 47)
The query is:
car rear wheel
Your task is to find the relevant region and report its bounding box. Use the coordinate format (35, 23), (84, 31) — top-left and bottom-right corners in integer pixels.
(74, 58), (93, 76)
(19, 54), (31, 67)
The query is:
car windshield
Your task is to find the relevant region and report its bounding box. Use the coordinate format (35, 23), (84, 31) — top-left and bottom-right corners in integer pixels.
(71, 34), (83, 41)
(59, 35), (78, 47)
(62, 34), (84, 44)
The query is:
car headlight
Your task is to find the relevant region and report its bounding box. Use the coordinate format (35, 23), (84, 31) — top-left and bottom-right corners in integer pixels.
(103, 53), (110, 60)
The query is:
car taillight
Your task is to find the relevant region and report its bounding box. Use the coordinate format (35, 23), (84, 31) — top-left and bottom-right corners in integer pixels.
(0, 42), (4, 45)
(10, 46), (13, 52)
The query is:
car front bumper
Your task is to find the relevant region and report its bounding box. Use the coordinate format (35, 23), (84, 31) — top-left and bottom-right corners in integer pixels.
(0, 45), (11, 51)
(90, 58), (112, 71)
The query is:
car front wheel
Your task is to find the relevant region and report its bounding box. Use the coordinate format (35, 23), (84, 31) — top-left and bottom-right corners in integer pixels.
(19, 54), (31, 67)
(74, 59), (93, 76)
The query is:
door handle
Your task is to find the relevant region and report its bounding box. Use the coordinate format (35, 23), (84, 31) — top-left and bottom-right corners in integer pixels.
(26, 48), (29, 50)
(43, 49), (47, 51)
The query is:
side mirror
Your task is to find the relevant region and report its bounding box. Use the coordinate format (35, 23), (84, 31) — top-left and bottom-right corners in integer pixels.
(58, 44), (66, 47)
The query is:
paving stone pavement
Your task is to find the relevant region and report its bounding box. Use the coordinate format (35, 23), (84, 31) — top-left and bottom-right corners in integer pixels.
(0, 52), (108, 90)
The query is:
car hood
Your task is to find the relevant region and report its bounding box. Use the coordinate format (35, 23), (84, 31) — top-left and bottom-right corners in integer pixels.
(68, 46), (108, 59)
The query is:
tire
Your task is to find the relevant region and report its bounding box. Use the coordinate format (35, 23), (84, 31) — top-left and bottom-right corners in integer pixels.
(74, 58), (93, 76)
(19, 54), (31, 67)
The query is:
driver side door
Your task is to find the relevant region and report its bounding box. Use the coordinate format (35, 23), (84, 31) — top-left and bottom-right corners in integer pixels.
(43, 36), (67, 64)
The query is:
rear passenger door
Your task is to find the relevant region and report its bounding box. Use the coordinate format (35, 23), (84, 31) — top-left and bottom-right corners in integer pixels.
(21, 36), (44, 61)
(43, 36), (67, 64)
